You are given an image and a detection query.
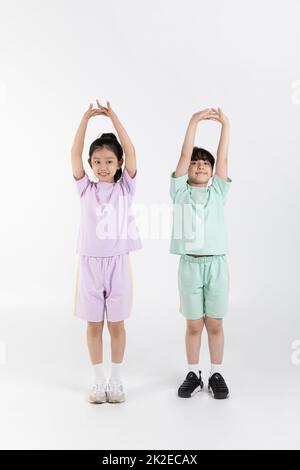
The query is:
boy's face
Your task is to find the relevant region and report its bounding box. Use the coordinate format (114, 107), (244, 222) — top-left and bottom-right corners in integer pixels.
(89, 147), (123, 183)
(188, 158), (212, 187)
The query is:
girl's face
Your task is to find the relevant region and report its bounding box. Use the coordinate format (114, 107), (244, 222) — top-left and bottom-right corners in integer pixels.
(188, 159), (212, 187)
(89, 147), (123, 183)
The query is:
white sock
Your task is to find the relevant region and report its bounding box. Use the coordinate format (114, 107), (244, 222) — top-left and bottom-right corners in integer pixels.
(92, 363), (106, 384)
(188, 364), (200, 377)
(210, 363), (223, 376)
(110, 362), (122, 383)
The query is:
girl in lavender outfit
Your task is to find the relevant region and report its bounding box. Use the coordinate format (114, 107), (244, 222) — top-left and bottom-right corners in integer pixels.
(71, 100), (142, 404)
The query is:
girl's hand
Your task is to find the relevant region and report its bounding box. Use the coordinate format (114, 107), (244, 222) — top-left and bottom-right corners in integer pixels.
(208, 107), (229, 126)
(82, 103), (106, 121)
(96, 99), (118, 120)
(191, 108), (214, 123)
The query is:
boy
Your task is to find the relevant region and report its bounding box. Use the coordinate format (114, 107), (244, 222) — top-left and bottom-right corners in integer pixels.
(170, 107), (231, 399)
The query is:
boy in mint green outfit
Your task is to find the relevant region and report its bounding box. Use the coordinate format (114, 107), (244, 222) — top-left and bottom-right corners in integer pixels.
(170, 107), (231, 399)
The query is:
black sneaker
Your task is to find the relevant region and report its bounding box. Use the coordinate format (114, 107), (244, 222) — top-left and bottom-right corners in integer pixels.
(208, 373), (229, 399)
(178, 371), (204, 398)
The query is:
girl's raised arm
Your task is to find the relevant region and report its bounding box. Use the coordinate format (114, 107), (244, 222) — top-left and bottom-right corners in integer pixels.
(71, 104), (100, 180)
(96, 100), (137, 178)
(175, 108), (213, 177)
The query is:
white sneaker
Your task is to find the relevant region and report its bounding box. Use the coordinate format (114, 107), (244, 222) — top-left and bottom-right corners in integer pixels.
(106, 380), (126, 403)
(89, 382), (107, 404)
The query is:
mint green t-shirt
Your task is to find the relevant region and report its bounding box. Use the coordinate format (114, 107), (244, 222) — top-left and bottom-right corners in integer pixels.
(169, 172), (232, 255)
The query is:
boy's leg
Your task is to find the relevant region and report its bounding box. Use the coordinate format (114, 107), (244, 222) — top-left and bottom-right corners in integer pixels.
(204, 255), (229, 398)
(178, 318), (205, 398)
(205, 317), (229, 399)
(204, 317), (224, 365)
(186, 318), (205, 365)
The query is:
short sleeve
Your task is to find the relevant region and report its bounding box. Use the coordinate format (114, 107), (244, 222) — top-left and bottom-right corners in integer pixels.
(119, 167), (136, 195)
(169, 171), (188, 201)
(73, 171), (90, 197)
(211, 174), (232, 202)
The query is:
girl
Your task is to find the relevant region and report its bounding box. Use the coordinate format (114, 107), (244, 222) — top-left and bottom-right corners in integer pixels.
(71, 100), (142, 403)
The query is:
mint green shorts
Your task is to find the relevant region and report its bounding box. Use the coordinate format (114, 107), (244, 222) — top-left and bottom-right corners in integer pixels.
(178, 254), (229, 320)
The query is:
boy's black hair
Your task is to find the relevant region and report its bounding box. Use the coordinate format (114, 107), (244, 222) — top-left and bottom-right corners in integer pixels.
(191, 147), (215, 170)
(88, 132), (123, 182)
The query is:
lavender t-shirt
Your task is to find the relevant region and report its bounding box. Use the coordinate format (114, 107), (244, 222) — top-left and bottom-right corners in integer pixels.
(74, 168), (142, 257)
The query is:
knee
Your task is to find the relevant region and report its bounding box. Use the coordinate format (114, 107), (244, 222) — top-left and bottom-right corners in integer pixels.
(107, 321), (125, 338)
(186, 322), (203, 336)
(87, 322), (103, 336)
(206, 321), (223, 336)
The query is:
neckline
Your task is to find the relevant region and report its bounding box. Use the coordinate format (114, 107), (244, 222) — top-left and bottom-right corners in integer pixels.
(96, 180), (115, 187)
(189, 185), (208, 191)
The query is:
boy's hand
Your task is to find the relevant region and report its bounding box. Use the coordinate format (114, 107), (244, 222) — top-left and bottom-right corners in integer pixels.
(191, 108), (214, 123)
(96, 99), (118, 120)
(209, 107), (229, 126)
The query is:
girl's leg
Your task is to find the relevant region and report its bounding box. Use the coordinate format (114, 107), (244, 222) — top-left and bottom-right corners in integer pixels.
(107, 320), (126, 363)
(87, 321), (104, 364)
(204, 317), (224, 364)
(87, 321), (106, 403)
(185, 318), (205, 365)
(106, 320), (126, 403)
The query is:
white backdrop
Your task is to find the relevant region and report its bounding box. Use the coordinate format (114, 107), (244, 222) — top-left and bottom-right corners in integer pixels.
(1, 0), (300, 450)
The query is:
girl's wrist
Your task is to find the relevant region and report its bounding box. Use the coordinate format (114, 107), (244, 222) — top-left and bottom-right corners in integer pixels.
(81, 115), (89, 124)
(110, 113), (119, 123)
(190, 115), (199, 125)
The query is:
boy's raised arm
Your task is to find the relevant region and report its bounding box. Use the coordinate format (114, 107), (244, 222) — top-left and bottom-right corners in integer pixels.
(210, 107), (230, 181)
(175, 108), (213, 177)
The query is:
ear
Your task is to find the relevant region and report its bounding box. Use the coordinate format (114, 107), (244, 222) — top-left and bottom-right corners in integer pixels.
(118, 158), (124, 168)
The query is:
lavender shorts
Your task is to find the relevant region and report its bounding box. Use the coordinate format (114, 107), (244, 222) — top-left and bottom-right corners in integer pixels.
(73, 254), (133, 323)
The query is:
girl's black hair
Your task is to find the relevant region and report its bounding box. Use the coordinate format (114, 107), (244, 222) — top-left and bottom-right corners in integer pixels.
(88, 132), (123, 182)
(191, 147), (215, 170)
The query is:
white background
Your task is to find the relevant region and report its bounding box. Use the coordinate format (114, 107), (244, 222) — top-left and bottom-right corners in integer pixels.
(1, 0), (300, 450)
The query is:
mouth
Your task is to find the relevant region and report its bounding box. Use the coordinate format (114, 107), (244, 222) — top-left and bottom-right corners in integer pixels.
(196, 172), (207, 175)
(98, 173), (109, 176)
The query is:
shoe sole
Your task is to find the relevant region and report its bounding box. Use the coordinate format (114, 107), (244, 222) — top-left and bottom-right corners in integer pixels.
(88, 395), (107, 404)
(178, 383), (203, 398)
(107, 396), (126, 403)
(208, 385), (229, 399)
(89, 399), (107, 404)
